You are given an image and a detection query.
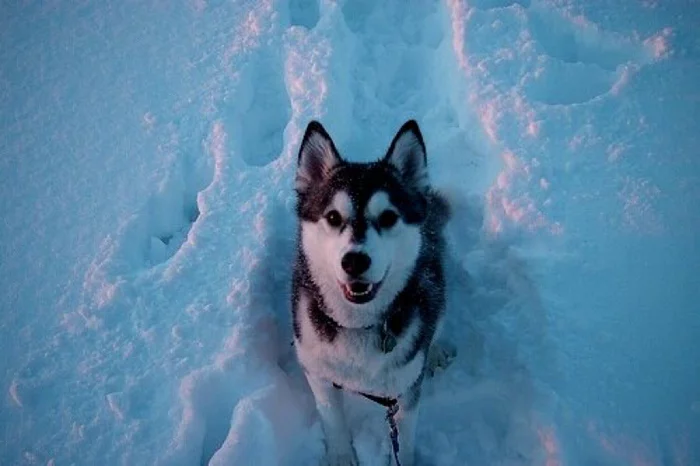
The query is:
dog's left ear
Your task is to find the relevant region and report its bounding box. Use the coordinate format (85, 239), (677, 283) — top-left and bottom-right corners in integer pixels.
(296, 121), (342, 194)
(384, 120), (428, 192)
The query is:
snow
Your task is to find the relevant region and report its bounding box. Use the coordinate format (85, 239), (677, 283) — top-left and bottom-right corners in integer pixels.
(1, 0), (698, 465)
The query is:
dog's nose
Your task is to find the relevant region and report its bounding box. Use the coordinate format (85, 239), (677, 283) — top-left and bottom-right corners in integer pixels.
(341, 252), (371, 277)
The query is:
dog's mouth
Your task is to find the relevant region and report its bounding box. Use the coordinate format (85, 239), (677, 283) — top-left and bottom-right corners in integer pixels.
(340, 280), (382, 304)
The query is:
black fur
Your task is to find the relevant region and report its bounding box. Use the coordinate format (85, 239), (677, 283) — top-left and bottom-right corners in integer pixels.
(291, 251), (339, 343)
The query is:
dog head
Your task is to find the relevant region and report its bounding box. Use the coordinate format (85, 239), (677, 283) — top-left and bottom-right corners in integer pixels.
(295, 120), (430, 328)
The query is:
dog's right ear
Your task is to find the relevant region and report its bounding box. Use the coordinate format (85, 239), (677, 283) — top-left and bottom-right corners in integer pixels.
(296, 121), (341, 194)
(384, 120), (428, 193)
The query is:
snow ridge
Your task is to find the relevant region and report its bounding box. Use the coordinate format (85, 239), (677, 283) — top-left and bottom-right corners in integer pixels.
(2, 0), (696, 465)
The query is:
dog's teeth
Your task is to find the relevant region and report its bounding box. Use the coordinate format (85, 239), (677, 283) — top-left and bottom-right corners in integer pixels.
(346, 283), (373, 297)
(344, 282), (377, 299)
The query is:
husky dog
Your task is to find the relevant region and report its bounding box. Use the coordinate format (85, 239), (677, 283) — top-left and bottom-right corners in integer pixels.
(292, 120), (450, 466)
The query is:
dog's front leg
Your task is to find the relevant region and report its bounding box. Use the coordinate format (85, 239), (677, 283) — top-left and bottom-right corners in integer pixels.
(305, 372), (358, 466)
(395, 376), (423, 466)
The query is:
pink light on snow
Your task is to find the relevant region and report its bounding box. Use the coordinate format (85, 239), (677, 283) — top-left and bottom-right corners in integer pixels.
(486, 150), (563, 236)
(527, 120), (540, 137)
(617, 176), (664, 234)
(586, 420), (664, 466)
(513, 92), (540, 138)
(645, 28), (673, 60)
(281, 28), (332, 173)
(536, 423), (562, 466)
(447, 0), (504, 144)
(207, 120), (227, 185)
(233, 0), (275, 54)
(447, 0), (473, 76)
(478, 99), (500, 143)
(284, 34), (331, 119)
(446, 0), (560, 237)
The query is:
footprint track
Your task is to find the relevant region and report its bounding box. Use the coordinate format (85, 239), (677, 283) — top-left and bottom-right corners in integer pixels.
(147, 158), (210, 265)
(224, 46), (290, 168)
(523, 4), (654, 105)
(288, 0), (320, 30)
(527, 6), (648, 72)
(88, 120), (216, 280)
(144, 125), (214, 266)
(467, 0), (653, 106)
(330, 0), (447, 155)
(525, 59), (620, 106)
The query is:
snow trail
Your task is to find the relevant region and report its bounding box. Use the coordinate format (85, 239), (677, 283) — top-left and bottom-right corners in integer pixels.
(1, 0), (697, 465)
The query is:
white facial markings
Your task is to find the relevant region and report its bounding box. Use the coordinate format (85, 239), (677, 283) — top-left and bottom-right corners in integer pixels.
(301, 189), (422, 329)
(366, 191), (393, 222)
(365, 191), (401, 233)
(301, 190), (365, 327)
(362, 190), (421, 300)
(327, 191), (353, 223)
(361, 191), (423, 325)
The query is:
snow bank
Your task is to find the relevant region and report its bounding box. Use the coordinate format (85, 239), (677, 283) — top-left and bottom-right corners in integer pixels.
(1, 0), (697, 465)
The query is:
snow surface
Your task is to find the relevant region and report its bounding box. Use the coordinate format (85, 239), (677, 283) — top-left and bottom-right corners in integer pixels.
(1, 0), (698, 465)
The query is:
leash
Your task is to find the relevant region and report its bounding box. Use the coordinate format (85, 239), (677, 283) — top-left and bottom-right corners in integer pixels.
(333, 384), (402, 466)
(385, 401), (402, 466)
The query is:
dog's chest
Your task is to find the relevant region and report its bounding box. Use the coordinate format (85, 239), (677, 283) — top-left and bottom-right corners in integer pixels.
(295, 297), (424, 396)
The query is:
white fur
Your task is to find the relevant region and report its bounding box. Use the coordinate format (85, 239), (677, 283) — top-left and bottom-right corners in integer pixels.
(396, 405), (418, 466)
(334, 191), (353, 218)
(300, 191), (422, 329)
(295, 291), (425, 397)
(365, 191), (393, 217)
(304, 370), (358, 466)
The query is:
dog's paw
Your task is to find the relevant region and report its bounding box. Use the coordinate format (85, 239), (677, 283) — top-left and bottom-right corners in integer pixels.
(426, 340), (457, 377)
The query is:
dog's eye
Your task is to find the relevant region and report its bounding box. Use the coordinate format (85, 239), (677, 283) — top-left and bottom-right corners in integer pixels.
(378, 210), (399, 229)
(325, 210), (343, 228)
